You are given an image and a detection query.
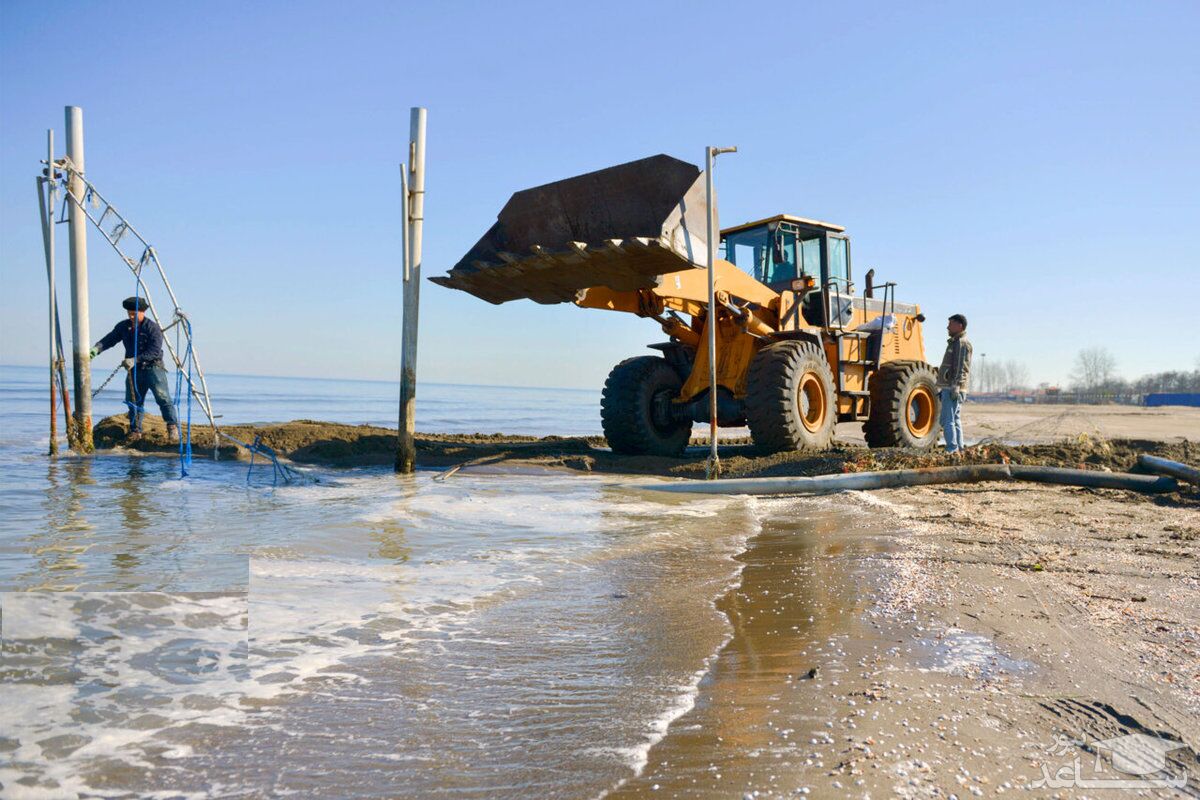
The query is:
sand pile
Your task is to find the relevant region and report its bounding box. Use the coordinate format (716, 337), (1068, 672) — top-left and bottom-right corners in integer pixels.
(91, 415), (1197, 483)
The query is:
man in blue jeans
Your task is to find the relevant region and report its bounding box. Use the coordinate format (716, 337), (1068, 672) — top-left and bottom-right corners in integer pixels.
(936, 313), (972, 456)
(90, 297), (179, 443)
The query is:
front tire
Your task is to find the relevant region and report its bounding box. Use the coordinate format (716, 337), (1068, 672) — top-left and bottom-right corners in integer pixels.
(863, 361), (941, 450)
(745, 340), (837, 453)
(601, 356), (691, 456)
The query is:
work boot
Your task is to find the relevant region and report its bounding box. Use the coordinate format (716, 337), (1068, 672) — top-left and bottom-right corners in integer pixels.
(167, 424), (180, 444)
(126, 430), (143, 443)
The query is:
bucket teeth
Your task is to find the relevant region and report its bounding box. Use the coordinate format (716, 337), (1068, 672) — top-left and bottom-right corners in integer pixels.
(431, 154), (715, 305)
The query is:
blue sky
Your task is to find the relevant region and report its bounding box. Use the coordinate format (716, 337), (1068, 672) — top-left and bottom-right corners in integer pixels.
(2, 1), (1197, 389)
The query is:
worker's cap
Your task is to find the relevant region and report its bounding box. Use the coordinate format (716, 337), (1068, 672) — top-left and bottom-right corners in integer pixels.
(122, 297), (149, 312)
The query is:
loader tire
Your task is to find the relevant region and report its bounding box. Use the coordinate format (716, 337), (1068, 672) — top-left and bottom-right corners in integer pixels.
(863, 361), (940, 450)
(601, 356), (691, 457)
(745, 340), (837, 453)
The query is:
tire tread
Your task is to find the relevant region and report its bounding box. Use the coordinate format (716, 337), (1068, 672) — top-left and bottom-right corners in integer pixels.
(863, 360), (940, 449)
(745, 340), (836, 452)
(600, 356), (690, 456)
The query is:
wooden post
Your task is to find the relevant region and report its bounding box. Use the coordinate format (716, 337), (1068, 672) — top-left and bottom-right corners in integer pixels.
(396, 107), (427, 473)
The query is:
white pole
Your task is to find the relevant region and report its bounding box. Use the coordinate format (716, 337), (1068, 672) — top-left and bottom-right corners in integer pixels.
(65, 106), (93, 452)
(396, 107), (426, 473)
(704, 145), (736, 479)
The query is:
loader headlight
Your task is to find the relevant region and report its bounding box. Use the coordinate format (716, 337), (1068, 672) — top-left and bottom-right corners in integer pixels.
(790, 276), (816, 292)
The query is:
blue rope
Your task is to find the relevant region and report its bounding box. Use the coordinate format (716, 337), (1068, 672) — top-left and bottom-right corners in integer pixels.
(125, 277), (145, 423)
(172, 318), (194, 478)
(220, 432), (292, 486)
(248, 435), (285, 486)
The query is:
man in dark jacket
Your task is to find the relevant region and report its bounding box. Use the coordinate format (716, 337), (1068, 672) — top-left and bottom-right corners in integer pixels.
(936, 313), (973, 456)
(90, 297), (179, 442)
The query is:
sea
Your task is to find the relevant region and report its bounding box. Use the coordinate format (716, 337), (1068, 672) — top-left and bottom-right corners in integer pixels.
(0, 364), (772, 798)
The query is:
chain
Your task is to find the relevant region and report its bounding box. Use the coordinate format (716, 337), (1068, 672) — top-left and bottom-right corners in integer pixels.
(91, 363), (126, 398)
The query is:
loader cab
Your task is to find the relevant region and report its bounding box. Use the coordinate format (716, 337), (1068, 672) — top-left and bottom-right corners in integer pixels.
(721, 215), (850, 293)
(722, 215), (851, 327)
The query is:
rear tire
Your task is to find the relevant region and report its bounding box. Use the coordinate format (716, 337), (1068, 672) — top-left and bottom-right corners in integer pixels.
(745, 340), (837, 453)
(863, 361), (940, 449)
(601, 356), (691, 456)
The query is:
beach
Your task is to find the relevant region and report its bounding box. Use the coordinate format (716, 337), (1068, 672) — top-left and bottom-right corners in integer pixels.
(3, 364), (1198, 798)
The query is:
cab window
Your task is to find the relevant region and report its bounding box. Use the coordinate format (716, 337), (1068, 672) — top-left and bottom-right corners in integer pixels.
(826, 235), (849, 287)
(766, 230), (797, 284)
(722, 226), (770, 282)
(799, 235), (820, 279)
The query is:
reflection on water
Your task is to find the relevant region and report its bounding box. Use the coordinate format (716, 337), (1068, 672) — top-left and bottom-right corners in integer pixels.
(609, 503), (899, 797)
(112, 459), (153, 580)
(369, 519), (412, 563)
(29, 460), (96, 591)
(113, 458), (150, 533)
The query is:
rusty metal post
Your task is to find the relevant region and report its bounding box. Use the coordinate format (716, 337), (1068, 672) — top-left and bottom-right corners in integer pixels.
(396, 107), (426, 473)
(40, 130), (59, 454)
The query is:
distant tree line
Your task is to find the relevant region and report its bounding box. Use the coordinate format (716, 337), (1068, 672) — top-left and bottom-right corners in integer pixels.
(971, 357), (1031, 394)
(968, 347), (1200, 395)
(1069, 346), (1200, 394)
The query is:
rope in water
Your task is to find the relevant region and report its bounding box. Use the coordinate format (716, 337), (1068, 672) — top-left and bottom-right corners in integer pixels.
(216, 431), (296, 486)
(172, 315), (195, 478)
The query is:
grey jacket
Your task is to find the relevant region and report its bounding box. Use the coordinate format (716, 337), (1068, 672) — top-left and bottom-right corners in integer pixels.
(937, 334), (972, 391)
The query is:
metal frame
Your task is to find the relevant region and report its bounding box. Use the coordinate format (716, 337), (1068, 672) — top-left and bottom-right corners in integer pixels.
(53, 158), (221, 451)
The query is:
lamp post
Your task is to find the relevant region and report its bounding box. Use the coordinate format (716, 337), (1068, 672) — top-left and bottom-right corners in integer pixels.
(704, 145), (736, 479)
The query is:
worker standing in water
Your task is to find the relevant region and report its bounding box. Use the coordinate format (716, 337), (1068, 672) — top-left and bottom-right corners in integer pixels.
(937, 313), (972, 457)
(90, 297), (179, 443)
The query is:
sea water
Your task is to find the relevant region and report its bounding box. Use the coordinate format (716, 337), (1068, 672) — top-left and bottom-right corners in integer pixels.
(0, 365), (764, 798)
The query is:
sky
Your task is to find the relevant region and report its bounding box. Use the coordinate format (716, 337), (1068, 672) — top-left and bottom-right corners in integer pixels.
(1, 1), (1197, 390)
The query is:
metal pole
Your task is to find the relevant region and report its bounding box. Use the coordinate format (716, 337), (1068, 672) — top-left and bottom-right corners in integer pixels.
(65, 106), (92, 452)
(704, 145), (736, 480)
(41, 156), (74, 447)
(41, 130), (58, 455)
(396, 107), (426, 473)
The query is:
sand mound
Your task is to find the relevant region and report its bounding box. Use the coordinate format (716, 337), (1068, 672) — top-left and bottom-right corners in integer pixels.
(92, 415), (1196, 482)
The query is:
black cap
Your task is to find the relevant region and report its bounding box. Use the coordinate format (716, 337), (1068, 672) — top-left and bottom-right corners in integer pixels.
(122, 296), (149, 312)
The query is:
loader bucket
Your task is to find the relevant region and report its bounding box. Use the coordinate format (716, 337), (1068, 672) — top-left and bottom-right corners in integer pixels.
(430, 154), (716, 304)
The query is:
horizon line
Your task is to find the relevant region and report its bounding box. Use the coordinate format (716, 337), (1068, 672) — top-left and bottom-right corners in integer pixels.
(0, 362), (596, 394)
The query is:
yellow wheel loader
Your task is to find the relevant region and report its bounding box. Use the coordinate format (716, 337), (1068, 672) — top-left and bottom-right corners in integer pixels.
(433, 154), (940, 456)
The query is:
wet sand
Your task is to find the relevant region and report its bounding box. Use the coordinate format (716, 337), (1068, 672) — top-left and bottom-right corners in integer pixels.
(611, 485), (1200, 798)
